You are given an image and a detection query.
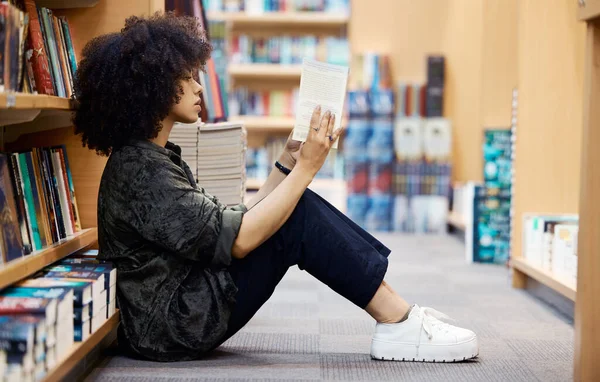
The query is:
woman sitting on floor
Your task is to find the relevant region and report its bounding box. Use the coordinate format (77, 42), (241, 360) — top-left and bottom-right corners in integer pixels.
(72, 12), (479, 363)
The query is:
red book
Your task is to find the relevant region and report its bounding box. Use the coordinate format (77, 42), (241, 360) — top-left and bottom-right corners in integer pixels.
(24, 0), (55, 95)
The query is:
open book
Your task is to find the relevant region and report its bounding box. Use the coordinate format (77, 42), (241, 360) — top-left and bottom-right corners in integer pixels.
(293, 58), (349, 149)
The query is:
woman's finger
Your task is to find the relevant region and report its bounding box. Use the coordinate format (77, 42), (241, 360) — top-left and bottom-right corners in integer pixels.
(308, 105), (321, 139)
(326, 113), (336, 140)
(319, 110), (331, 138)
(331, 127), (343, 142)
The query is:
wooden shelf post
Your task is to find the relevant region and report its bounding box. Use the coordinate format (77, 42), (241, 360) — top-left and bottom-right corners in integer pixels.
(574, 14), (600, 382)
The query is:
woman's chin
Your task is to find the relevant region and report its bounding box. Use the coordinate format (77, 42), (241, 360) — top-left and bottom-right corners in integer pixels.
(177, 114), (200, 124)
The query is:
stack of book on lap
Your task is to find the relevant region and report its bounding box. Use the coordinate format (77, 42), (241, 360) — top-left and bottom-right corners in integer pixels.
(0, 249), (117, 381)
(171, 120), (247, 206)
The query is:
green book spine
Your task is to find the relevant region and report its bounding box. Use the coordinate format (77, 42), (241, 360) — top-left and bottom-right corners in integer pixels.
(17, 153), (42, 251)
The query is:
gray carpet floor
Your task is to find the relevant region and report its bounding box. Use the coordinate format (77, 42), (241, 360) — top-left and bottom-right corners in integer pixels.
(86, 234), (574, 382)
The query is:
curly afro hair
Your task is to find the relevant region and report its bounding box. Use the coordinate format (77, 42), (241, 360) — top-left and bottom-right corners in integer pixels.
(73, 12), (212, 156)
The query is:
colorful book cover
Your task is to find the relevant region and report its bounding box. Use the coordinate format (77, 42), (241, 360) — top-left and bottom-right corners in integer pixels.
(8, 154), (32, 254)
(17, 153), (42, 251)
(17, 278), (92, 306)
(30, 150), (52, 245)
(59, 16), (77, 77)
(39, 7), (65, 97)
(24, 152), (48, 248)
(32, 149), (56, 244)
(41, 148), (65, 239)
(24, 0), (55, 95)
(48, 264), (115, 290)
(55, 146), (80, 232)
(50, 149), (73, 236)
(0, 153), (25, 262)
(0, 317), (35, 355)
(0, 296), (55, 317)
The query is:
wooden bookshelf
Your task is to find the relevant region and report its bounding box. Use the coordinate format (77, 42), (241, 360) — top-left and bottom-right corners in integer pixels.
(41, 311), (119, 382)
(0, 93), (74, 110)
(229, 64), (302, 79)
(447, 211), (466, 231)
(232, 116), (295, 133)
(0, 228), (97, 290)
(36, 0), (99, 9)
(208, 11), (348, 27)
(511, 257), (576, 301)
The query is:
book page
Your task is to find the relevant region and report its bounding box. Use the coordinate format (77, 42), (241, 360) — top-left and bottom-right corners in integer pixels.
(293, 58), (349, 149)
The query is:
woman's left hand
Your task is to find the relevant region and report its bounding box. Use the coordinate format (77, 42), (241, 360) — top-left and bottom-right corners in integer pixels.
(279, 130), (303, 169)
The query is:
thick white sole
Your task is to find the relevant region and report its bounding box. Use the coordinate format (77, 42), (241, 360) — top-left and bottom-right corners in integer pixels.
(370, 337), (479, 363)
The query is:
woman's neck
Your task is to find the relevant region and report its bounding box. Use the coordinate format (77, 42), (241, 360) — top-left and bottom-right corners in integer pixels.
(152, 117), (175, 147)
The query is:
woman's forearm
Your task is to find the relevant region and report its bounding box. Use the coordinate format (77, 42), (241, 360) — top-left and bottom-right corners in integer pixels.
(245, 154), (294, 210)
(232, 166), (312, 258)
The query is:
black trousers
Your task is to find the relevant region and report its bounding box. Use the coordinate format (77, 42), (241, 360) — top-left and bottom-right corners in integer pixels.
(220, 189), (391, 343)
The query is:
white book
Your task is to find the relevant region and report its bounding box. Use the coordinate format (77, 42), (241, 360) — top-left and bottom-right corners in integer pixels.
(293, 58), (349, 149)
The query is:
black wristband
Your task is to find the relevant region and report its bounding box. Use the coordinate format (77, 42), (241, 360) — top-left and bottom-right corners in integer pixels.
(275, 160), (292, 175)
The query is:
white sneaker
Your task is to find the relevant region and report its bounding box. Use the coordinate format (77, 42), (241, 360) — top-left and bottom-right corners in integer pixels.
(370, 305), (479, 363)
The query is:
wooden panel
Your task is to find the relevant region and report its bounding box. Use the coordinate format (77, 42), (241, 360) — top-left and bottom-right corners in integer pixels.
(0, 229), (97, 290)
(574, 20), (600, 382)
(512, 0), (585, 276)
(440, 0), (484, 181)
(0, 94), (73, 110)
(56, 0), (163, 58)
(579, 0), (600, 22)
(348, 0), (445, 84)
(480, 0), (518, 128)
(209, 11), (348, 27)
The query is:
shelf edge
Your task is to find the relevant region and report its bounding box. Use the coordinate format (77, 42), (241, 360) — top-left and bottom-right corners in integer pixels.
(512, 257), (576, 301)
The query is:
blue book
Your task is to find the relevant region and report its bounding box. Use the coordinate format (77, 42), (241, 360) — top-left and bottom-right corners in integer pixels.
(1, 287), (73, 323)
(17, 278), (92, 307)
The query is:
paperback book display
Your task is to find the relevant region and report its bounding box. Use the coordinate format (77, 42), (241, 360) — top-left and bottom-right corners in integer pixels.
(0, 147), (81, 263)
(230, 34), (349, 67)
(0, 0), (78, 97)
(203, 0), (350, 13)
(0, 248), (117, 382)
(170, 120), (248, 206)
(345, 55), (451, 232)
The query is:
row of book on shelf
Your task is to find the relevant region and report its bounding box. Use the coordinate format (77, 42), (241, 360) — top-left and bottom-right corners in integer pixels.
(203, 0), (350, 13)
(0, 147), (81, 263)
(229, 87), (299, 118)
(166, 0), (229, 124)
(0, 248), (116, 382)
(522, 214), (578, 286)
(341, 53), (451, 233)
(1, 0), (78, 98)
(452, 129), (513, 265)
(230, 34), (349, 66)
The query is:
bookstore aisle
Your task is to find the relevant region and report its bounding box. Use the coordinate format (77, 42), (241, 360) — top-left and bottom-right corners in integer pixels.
(86, 234), (573, 382)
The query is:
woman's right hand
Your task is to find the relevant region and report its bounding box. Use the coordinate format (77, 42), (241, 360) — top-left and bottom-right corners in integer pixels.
(295, 105), (342, 178)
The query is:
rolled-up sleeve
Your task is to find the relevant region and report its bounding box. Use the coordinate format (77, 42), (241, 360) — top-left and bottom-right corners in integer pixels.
(129, 163), (246, 266)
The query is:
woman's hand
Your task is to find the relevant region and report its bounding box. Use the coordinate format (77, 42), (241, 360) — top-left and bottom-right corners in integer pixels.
(295, 105), (342, 178)
(278, 131), (303, 169)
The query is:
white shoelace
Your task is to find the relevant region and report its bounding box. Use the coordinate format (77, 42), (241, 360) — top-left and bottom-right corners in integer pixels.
(415, 306), (455, 357)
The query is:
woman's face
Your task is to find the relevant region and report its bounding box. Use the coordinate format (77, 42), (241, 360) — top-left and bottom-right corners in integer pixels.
(170, 72), (203, 124)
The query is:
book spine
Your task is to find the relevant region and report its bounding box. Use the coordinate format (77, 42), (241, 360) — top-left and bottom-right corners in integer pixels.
(6, 154), (31, 255)
(52, 14), (72, 97)
(0, 5), (7, 92)
(24, 152), (48, 248)
(50, 149), (73, 235)
(59, 17), (77, 81)
(42, 148), (66, 240)
(39, 8), (65, 97)
(16, 153), (41, 251)
(34, 148), (58, 243)
(56, 147), (78, 232)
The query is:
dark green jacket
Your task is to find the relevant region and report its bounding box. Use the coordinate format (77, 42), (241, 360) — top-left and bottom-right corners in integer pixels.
(97, 140), (245, 361)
